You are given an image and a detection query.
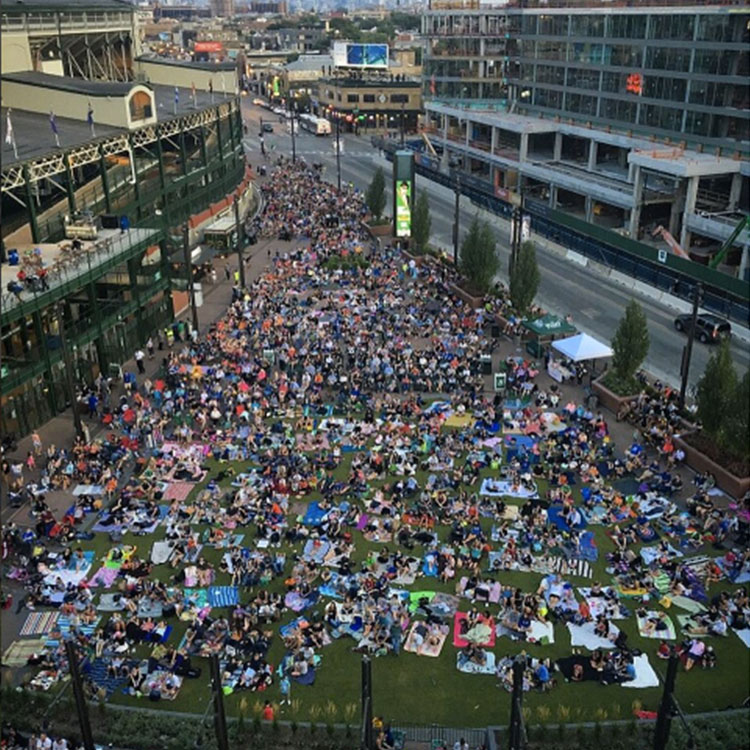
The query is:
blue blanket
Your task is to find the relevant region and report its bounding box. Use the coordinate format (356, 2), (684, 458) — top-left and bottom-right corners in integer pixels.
(208, 586), (239, 608)
(547, 506), (587, 532)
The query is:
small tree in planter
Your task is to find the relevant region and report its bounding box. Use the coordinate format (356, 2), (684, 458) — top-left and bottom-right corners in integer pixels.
(607, 299), (650, 394)
(365, 167), (386, 222)
(411, 190), (432, 254)
(509, 239), (540, 316)
(696, 338), (737, 442)
(725, 371), (750, 461)
(459, 216), (499, 294)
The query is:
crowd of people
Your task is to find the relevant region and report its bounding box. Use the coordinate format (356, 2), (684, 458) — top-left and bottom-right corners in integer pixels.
(2, 159), (749, 742)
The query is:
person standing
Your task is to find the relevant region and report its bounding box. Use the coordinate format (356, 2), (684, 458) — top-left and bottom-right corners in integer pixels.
(31, 431), (42, 456)
(134, 348), (146, 374)
(146, 336), (155, 359)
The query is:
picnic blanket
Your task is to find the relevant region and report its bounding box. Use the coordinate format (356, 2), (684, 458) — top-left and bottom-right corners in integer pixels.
(208, 586), (240, 608)
(622, 654), (660, 689)
(87, 567), (120, 588)
(3, 640), (44, 667)
(284, 590), (319, 612)
(452, 612), (496, 648)
(670, 596), (707, 614)
(566, 622), (621, 650)
(456, 650), (496, 675)
(150, 541), (175, 567)
(73, 484), (104, 496)
(403, 622), (449, 657)
(302, 538), (331, 563)
(163, 482), (195, 502)
(636, 611), (677, 640)
(136, 599), (164, 619)
(20, 611), (59, 637)
(457, 577), (502, 604)
(733, 628), (750, 648)
(578, 588), (629, 620)
(640, 543), (683, 566)
(480, 477), (538, 499)
(496, 616), (555, 646)
(97, 593), (126, 612)
(547, 506), (587, 532)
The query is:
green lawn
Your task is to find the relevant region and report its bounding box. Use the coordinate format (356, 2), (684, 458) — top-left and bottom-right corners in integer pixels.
(64, 433), (750, 728)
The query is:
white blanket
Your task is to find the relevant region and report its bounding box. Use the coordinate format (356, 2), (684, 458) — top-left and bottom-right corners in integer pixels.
(566, 622), (620, 650)
(480, 477), (538, 499)
(151, 541), (175, 565)
(622, 654), (660, 689)
(733, 628), (750, 648)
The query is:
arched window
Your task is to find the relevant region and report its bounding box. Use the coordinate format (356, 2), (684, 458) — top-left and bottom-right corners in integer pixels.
(129, 90), (152, 121)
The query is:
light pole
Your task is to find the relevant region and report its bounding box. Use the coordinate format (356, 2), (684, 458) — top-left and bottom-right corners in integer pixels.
(233, 195), (245, 289)
(182, 224), (200, 334)
(64, 641), (95, 750)
(56, 301), (84, 439)
(400, 102), (405, 147)
(288, 94), (297, 164)
(507, 654), (527, 750)
(679, 282), (702, 411)
(450, 158), (461, 266)
(335, 114), (342, 192)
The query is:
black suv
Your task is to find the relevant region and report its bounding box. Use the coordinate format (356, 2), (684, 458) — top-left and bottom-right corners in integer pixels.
(674, 312), (731, 343)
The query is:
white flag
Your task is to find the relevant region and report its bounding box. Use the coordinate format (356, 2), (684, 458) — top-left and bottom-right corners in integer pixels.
(5, 109), (14, 146)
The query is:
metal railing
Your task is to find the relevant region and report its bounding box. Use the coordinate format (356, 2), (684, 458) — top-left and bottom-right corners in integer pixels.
(393, 723), (488, 747)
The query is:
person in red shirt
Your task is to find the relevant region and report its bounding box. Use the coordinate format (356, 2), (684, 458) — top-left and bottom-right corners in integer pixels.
(262, 700), (274, 721)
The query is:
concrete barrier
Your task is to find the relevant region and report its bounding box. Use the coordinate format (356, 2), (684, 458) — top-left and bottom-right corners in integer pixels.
(565, 250), (588, 267)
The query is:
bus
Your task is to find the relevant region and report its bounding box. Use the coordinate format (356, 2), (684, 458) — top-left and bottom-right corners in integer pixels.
(299, 114), (331, 136)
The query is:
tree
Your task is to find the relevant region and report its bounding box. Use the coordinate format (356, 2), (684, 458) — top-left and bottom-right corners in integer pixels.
(459, 217), (499, 294)
(365, 167), (386, 221)
(411, 190), (431, 254)
(509, 240), (540, 316)
(611, 299), (650, 385)
(696, 338), (738, 442)
(723, 371), (750, 460)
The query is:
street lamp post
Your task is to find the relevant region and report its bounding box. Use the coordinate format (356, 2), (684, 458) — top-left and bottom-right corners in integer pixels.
(335, 114), (342, 193)
(288, 95), (296, 164)
(233, 195), (245, 289)
(182, 224), (200, 334)
(453, 168), (461, 266)
(678, 283), (702, 411)
(400, 103), (405, 147)
(56, 301), (84, 439)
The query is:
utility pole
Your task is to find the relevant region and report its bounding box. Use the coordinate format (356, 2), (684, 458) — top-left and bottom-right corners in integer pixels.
(209, 654), (230, 750)
(507, 654), (526, 750)
(510, 188), (525, 277)
(289, 96), (296, 164)
(182, 224), (200, 334)
(653, 649), (679, 750)
(56, 301), (84, 439)
(64, 640), (95, 750)
(360, 654), (374, 750)
(400, 103), (405, 147)
(453, 168), (461, 266)
(335, 115), (342, 193)
(679, 282), (702, 411)
(233, 195), (245, 289)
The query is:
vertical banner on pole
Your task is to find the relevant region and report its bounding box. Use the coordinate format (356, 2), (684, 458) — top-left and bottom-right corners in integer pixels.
(393, 150), (415, 242)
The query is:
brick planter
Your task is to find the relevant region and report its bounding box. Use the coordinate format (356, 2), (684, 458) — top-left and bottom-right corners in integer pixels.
(674, 433), (750, 499)
(449, 281), (484, 308)
(591, 376), (638, 415)
(364, 221), (391, 237)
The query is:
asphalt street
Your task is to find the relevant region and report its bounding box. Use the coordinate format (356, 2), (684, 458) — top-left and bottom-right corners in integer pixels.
(240, 99), (749, 391)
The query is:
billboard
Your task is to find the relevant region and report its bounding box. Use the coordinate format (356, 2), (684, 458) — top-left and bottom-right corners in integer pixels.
(332, 42), (389, 69)
(393, 150), (414, 239)
(395, 179), (412, 238)
(195, 41), (223, 53)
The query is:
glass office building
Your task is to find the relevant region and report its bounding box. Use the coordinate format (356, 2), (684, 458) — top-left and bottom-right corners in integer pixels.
(509, 4), (749, 154)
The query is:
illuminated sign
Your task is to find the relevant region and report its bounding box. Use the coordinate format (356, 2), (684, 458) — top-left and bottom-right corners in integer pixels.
(395, 179), (412, 238)
(195, 41), (223, 53)
(626, 73), (643, 95)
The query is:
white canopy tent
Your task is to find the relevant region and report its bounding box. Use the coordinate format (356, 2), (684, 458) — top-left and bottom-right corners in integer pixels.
(551, 333), (613, 362)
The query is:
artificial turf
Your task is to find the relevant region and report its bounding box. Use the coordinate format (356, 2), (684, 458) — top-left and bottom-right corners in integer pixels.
(58, 435), (750, 728)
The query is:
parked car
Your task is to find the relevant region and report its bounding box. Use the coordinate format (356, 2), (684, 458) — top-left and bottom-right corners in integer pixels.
(261, 122), (273, 133)
(674, 312), (731, 343)
(252, 98), (265, 106)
